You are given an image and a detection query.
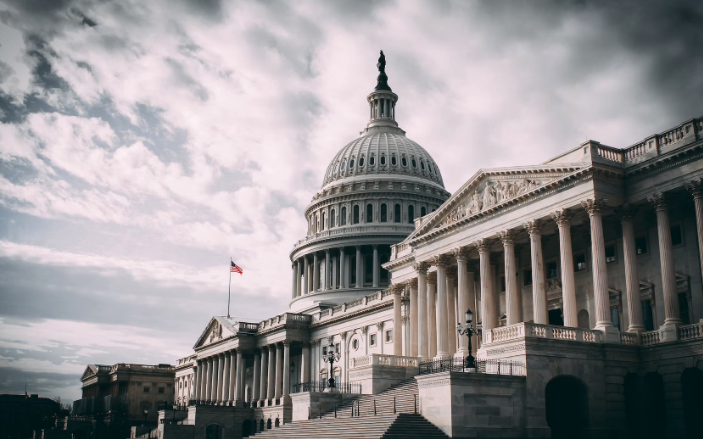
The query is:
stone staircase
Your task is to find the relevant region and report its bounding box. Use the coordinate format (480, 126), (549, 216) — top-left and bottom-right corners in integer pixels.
(252, 378), (448, 438)
(252, 413), (447, 438)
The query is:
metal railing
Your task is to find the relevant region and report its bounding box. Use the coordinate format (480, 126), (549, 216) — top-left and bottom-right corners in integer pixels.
(291, 381), (362, 394)
(418, 358), (525, 376)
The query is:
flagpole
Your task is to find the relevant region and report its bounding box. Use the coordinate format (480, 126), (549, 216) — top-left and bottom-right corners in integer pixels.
(227, 258), (232, 318)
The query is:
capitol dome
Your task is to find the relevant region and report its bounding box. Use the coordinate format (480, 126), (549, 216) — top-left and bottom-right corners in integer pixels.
(322, 131), (445, 190)
(288, 51), (450, 313)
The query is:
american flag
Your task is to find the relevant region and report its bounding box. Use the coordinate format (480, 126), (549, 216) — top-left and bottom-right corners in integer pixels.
(230, 261), (243, 275)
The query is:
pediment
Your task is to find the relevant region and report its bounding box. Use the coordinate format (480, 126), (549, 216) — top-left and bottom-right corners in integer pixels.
(408, 165), (587, 240)
(193, 316), (235, 349)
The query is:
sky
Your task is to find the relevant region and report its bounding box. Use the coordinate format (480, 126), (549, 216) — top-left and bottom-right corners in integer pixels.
(0, 0), (702, 403)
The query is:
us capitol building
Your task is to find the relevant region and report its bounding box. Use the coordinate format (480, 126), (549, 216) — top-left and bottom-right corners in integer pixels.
(156, 54), (703, 439)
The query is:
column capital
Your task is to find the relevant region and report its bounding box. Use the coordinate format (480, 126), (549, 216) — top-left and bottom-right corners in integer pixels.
(389, 283), (405, 294)
(408, 277), (419, 288)
(451, 247), (471, 261)
(427, 271), (437, 284)
(615, 204), (637, 221)
(325, 249), (330, 255)
(499, 229), (517, 245)
(432, 254), (452, 268)
(283, 340), (291, 347)
(372, 244), (378, 249)
(445, 266), (457, 280)
(375, 321), (385, 330)
(340, 332), (348, 340)
(581, 198), (608, 216)
(523, 219), (543, 235)
(473, 238), (493, 254)
(647, 192), (668, 211)
(413, 260), (430, 273)
(686, 178), (703, 199)
(551, 208), (572, 227)
(355, 245), (362, 250)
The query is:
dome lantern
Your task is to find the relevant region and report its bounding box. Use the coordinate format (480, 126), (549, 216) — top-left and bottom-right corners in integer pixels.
(365, 50), (399, 131)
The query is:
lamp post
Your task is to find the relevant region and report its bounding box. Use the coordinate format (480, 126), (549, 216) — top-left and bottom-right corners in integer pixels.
(457, 309), (479, 370)
(322, 342), (341, 389)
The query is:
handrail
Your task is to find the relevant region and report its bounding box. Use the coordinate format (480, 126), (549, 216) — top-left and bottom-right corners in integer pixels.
(418, 358), (526, 376)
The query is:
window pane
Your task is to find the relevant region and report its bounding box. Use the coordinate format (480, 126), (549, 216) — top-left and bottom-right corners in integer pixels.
(642, 300), (654, 331)
(679, 293), (690, 324)
(353, 205), (359, 224)
(408, 205), (414, 223)
(366, 204), (373, 223)
(381, 204), (387, 222)
(394, 204), (401, 223)
(610, 306), (621, 331)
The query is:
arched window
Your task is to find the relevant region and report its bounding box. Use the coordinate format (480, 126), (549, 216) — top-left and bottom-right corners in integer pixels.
(380, 203), (387, 222)
(341, 207), (347, 226)
(369, 155), (375, 166)
(349, 159), (355, 168)
(381, 155), (386, 165)
(420, 160), (425, 170)
(394, 204), (401, 223)
(421, 206), (426, 216)
(331, 209), (336, 228)
(546, 377), (589, 439)
(408, 205), (414, 223)
(206, 425), (222, 439)
(366, 204), (373, 223)
(321, 212), (326, 231)
(402, 156), (407, 167)
(411, 158), (417, 168)
(353, 205), (360, 224)
(682, 368), (703, 438)
(359, 156), (365, 167)
(391, 156), (397, 166)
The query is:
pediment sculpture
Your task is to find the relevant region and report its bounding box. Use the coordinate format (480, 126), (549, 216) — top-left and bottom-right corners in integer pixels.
(442, 178), (544, 226)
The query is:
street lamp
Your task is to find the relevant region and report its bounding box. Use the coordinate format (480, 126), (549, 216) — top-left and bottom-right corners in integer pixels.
(457, 309), (478, 369)
(322, 342), (341, 389)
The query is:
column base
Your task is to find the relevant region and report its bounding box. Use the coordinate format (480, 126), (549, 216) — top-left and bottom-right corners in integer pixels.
(595, 323), (621, 344)
(232, 399), (244, 408)
(660, 322), (680, 342)
(433, 353), (452, 361)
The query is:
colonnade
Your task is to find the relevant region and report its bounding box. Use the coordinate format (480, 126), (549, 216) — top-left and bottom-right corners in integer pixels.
(398, 188), (703, 358)
(193, 341), (311, 406)
(292, 245), (383, 298)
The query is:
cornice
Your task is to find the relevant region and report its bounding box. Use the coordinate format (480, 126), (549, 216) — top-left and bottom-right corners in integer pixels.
(625, 140), (703, 182)
(305, 190), (449, 215)
(309, 299), (393, 329)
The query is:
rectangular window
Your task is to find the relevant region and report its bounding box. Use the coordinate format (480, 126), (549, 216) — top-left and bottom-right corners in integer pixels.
(605, 245), (616, 263)
(143, 387), (150, 393)
(385, 330), (393, 343)
(547, 261), (558, 279)
(641, 300), (654, 331)
(679, 293), (690, 325)
(158, 387), (165, 394)
(523, 269), (532, 286)
(610, 306), (621, 331)
(370, 334), (377, 346)
(575, 254), (587, 272)
(671, 225), (683, 246)
(335, 343), (341, 353)
(635, 236), (647, 255)
(322, 346), (327, 355)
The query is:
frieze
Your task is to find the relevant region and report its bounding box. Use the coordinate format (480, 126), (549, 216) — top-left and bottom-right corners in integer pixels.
(417, 379), (451, 388)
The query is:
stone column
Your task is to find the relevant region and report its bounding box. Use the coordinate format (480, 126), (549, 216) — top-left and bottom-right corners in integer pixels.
(499, 231), (521, 325)
(297, 259), (303, 297)
(355, 245), (363, 287)
(415, 262), (429, 359)
(324, 250), (331, 290)
(291, 262), (298, 299)
(434, 256), (450, 359)
(228, 350), (236, 404)
(477, 239), (498, 333)
(303, 256), (309, 295)
(213, 356), (221, 403)
(427, 272), (437, 358)
(552, 209), (578, 328)
(582, 199), (619, 340)
(409, 278), (418, 357)
(687, 179), (703, 292)
(392, 285), (403, 356)
(234, 350), (244, 405)
(275, 343), (283, 399)
(373, 245), (380, 287)
(312, 253), (319, 292)
(339, 248), (346, 289)
(282, 341), (291, 399)
(648, 193), (682, 340)
(454, 250), (470, 357)
(445, 267), (458, 355)
(332, 256), (338, 289)
(217, 354), (226, 403)
(194, 360), (202, 401)
(222, 352), (231, 403)
(524, 220), (547, 324)
(259, 347), (268, 405)
(204, 357), (213, 402)
(301, 342), (311, 384)
(618, 205), (645, 333)
(266, 345), (275, 402)
(467, 264), (478, 355)
(252, 351), (261, 407)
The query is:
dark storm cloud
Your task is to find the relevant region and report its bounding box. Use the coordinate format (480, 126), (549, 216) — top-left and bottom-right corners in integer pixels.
(0, 367), (78, 398)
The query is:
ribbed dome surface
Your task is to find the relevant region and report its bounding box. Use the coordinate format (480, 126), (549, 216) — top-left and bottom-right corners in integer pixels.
(322, 131), (445, 189)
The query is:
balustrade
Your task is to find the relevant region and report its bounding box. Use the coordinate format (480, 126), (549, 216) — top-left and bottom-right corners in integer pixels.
(620, 332), (638, 345)
(641, 330), (660, 346)
(486, 322), (601, 344)
(350, 354), (421, 369)
(678, 323), (703, 340)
